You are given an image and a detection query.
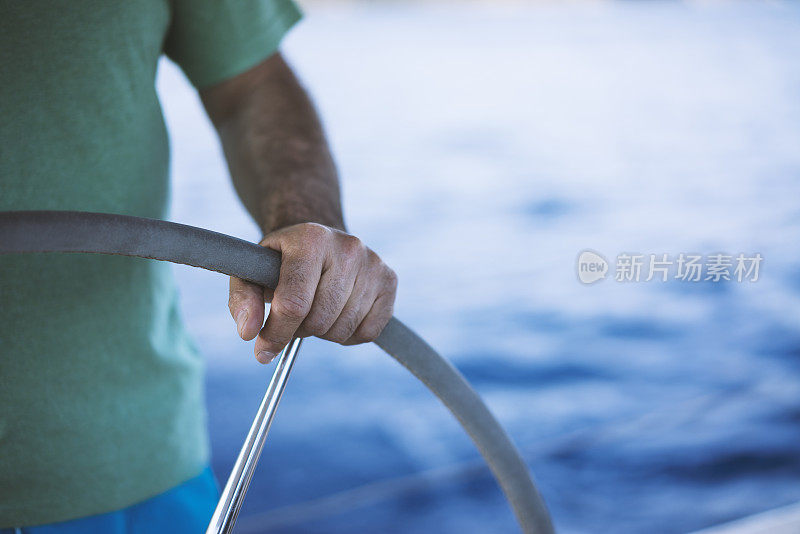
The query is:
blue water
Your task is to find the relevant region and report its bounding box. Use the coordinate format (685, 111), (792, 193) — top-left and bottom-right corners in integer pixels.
(158, 2), (800, 533)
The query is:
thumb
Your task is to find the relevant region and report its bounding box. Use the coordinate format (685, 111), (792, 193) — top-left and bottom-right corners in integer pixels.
(228, 276), (267, 340)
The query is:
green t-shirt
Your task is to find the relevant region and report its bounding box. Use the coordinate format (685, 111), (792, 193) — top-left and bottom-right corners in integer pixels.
(0, 0), (301, 527)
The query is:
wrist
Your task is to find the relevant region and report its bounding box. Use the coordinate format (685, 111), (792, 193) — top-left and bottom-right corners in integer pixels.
(261, 209), (346, 236)
(255, 176), (346, 235)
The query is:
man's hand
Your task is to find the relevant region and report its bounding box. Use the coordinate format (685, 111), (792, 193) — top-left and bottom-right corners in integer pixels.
(200, 53), (393, 362)
(228, 223), (397, 363)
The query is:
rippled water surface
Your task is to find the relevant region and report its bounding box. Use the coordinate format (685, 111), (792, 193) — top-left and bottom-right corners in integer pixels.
(159, 3), (800, 532)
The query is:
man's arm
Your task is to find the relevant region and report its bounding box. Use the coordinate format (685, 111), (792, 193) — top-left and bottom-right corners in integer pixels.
(200, 52), (397, 363)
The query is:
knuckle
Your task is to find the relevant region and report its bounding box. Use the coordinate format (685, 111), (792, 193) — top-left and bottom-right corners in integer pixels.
(325, 320), (357, 344)
(260, 333), (288, 348)
(375, 295), (395, 317)
(293, 326), (312, 339)
(301, 314), (330, 337)
(383, 268), (398, 291)
(344, 314), (361, 335)
(353, 323), (381, 343)
(327, 331), (350, 344)
(366, 249), (382, 268)
(301, 222), (330, 243)
(273, 293), (311, 320)
(340, 233), (363, 256)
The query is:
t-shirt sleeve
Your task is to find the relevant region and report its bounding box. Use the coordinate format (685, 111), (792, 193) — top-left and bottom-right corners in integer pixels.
(164, 0), (302, 89)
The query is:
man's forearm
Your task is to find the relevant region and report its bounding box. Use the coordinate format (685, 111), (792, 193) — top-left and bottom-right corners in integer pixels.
(201, 53), (345, 234)
(201, 52), (397, 360)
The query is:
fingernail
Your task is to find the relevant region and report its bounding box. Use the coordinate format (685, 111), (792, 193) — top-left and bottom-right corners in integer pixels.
(256, 350), (276, 364)
(236, 309), (249, 337)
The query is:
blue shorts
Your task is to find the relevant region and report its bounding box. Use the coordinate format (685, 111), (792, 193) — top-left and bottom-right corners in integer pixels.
(2, 467), (219, 534)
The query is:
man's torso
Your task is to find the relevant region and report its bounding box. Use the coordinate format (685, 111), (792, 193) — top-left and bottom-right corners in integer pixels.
(0, 1), (208, 526)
